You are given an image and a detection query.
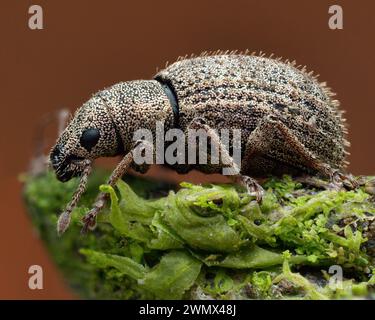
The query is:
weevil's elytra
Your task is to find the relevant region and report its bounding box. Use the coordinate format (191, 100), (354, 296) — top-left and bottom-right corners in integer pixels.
(50, 51), (356, 234)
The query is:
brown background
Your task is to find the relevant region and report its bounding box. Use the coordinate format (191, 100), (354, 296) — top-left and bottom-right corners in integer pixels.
(0, 0), (374, 299)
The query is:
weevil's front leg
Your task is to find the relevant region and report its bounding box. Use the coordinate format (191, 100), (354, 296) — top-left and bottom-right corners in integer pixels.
(189, 117), (264, 202)
(81, 140), (152, 233)
(57, 159), (92, 235)
(242, 115), (357, 190)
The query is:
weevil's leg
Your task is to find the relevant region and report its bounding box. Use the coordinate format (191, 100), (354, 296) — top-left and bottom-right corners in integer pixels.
(57, 159), (92, 235)
(188, 117), (264, 202)
(328, 170), (358, 189)
(233, 175), (265, 202)
(81, 140), (152, 233)
(294, 175), (341, 191)
(242, 115), (357, 189)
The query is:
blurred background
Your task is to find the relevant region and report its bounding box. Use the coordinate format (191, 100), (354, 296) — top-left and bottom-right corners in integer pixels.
(0, 0), (374, 299)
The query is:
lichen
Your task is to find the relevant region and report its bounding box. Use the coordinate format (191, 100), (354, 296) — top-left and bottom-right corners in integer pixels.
(23, 171), (375, 299)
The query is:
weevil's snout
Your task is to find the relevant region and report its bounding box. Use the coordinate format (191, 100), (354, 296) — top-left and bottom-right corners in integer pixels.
(50, 144), (84, 182)
(50, 145), (62, 168)
(50, 91), (122, 182)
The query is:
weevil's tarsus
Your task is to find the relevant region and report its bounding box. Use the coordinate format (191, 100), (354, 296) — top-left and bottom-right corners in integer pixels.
(57, 159), (92, 235)
(237, 175), (265, 203)
(329, 170), (359, 190)
(57, 211), (71, 236)
(81, 141), (153, 233)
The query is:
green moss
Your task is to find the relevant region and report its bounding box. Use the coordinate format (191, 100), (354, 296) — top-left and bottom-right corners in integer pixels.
(23, 171), (375, 299)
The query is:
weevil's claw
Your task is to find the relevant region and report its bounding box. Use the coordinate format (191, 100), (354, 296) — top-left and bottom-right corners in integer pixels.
(57, 211), (71, 236)
(331, 170), (358, 190)
(81, 194), (107, 234)
(344, 174), (359, 190)
(81, 210), (98, 234)
(240, 175), (264, 203)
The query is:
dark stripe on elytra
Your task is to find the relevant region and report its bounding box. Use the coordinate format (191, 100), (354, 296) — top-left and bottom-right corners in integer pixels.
(177, 80), (326, 113)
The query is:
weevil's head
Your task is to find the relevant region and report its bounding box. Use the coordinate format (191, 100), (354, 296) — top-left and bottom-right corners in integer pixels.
(50, 94), (121, 182)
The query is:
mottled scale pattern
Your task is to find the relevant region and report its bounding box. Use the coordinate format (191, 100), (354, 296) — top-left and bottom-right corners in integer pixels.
(156, 54), (348, 175)
(55, 95), (119, 160)
(50, 52), (355, 233)
(51, 80), (173, 179)
(98, 80), (174, 153)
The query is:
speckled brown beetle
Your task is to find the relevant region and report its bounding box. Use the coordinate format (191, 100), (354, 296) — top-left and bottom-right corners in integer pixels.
(50, 50), (357, 235)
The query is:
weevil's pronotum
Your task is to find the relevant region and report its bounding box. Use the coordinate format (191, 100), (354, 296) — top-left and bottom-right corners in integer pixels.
(50, 51), (357, 234)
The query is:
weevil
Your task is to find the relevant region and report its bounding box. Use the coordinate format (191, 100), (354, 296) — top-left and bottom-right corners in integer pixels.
(50, 51), (357, 234)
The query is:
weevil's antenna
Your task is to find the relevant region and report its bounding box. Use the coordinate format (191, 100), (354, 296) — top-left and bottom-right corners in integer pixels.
(30, 109), (70, 176)
(57, 160), (92, 235)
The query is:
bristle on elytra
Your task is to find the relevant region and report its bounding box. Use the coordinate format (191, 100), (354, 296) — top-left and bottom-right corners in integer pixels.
(160, 50), (348, 127)
(169, 49), (294, 64)
(331, 100), (340, 108)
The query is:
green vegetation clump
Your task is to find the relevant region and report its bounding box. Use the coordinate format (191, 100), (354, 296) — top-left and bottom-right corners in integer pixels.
(23, 170), (375, 299)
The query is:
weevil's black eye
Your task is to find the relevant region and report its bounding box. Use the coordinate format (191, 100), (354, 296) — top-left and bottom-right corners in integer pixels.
(80, 128), (100, 151)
